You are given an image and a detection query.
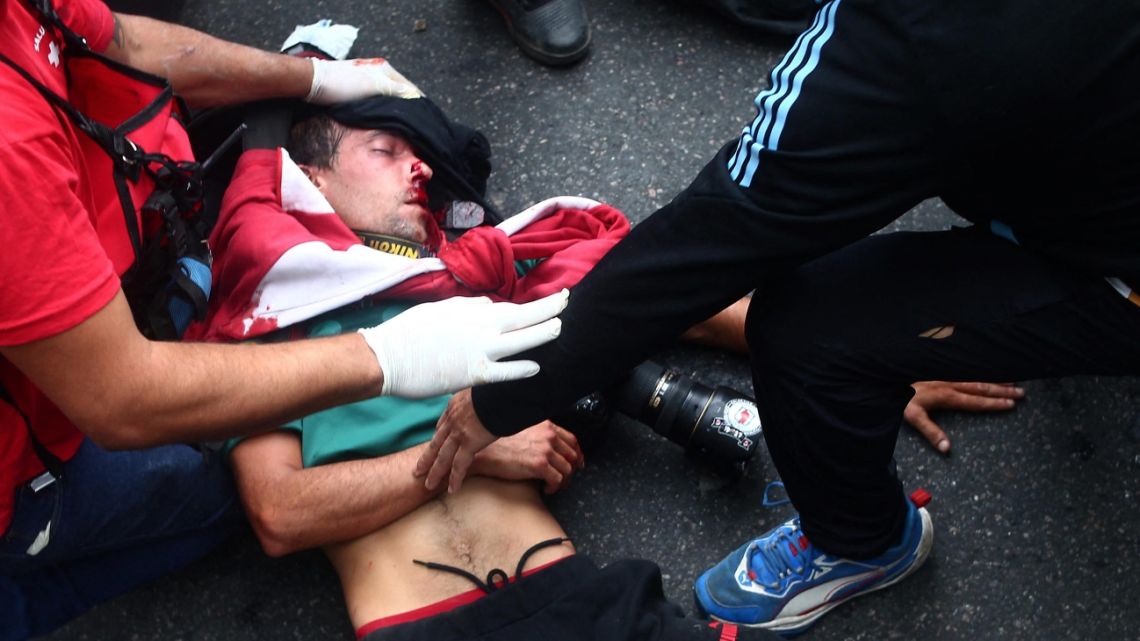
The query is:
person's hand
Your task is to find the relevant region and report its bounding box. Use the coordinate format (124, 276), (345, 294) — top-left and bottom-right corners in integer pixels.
(470, 421), (585, 494)
(306, 58), (423, 104)
(905, 381), (1025, 454)
(415, 388), (498, 493)
(359, 290), (569, 399)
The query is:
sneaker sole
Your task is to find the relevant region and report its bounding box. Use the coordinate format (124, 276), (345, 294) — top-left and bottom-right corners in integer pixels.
(712, 507), (934, 638)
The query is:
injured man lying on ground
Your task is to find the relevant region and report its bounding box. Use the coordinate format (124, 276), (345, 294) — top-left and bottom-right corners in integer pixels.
(187, 94), (780, 641)
(188, 94), (1018, 640)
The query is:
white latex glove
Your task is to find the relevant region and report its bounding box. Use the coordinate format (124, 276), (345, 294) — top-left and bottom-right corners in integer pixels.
(306, 58), (423, 104)
(359, 290), (569, 399)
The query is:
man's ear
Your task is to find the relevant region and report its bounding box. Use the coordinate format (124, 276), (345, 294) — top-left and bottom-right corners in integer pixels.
(298, 165), (327, 193)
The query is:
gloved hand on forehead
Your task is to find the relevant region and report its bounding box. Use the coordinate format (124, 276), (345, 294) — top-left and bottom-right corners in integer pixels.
(359, 290), (570, 399)
(306, 58), (424, 104)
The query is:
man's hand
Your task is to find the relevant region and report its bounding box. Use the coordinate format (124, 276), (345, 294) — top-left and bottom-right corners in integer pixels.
(306, 58), (423, 104)
(415, 388), (498, 493)
(471, 421), (585, 494)
(905, 381), (1025, 454)
(359, 290), (569, 399)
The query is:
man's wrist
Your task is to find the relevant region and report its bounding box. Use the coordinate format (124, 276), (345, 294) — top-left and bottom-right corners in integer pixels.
(285, 54), (317, 100)
(352, 331), (386, 396)
(303, 57), (322, 102)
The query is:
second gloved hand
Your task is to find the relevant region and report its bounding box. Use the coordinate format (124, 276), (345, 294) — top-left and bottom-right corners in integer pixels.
(359, 290), (569, 399)
(306, 58), (423, 104)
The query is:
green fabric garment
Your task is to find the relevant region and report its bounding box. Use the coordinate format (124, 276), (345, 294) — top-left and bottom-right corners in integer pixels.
(283, 392), (448, 468)
(227, 299), (450, 468)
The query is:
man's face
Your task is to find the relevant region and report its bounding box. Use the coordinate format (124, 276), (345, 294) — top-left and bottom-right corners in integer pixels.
(307, 128), (434, 243)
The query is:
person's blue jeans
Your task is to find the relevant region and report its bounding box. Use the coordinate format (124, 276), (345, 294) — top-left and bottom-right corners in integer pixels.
(0, 438), (241, 640)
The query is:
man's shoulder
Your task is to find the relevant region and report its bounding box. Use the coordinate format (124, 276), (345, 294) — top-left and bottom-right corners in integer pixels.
(0, 35), (75, 152)
(0, 70), (83, 189)
(0, 82), (68, 149)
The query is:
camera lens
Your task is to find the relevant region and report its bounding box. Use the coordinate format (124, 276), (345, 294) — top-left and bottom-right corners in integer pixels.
(611, 361), (761, 474)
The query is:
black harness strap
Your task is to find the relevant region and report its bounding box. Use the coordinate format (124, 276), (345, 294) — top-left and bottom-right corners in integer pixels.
(0, 385), (64, 480)
(30, 0), (86, 49)
(0, 54), (150, 264)
(0, 49), (140, 167)
(2, 0), (223, 341)
(0, 47), (208, 339)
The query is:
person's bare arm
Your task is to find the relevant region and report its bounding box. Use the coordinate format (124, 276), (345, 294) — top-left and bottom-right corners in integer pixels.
(682, 296), (751, 353)
(232, 422), (583, 556)
(2, 289), (566, 449)
(100, 14), (422, 108)
(102, 13), (312, 108)
(232, 431), (435, 557)
(1, 291), (380, 449)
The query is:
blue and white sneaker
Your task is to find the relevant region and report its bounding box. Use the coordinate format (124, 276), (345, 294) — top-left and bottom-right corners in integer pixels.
(694, 490), (934, 637)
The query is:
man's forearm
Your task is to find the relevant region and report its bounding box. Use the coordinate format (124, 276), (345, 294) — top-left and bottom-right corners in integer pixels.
(104, 13), (311, 107)
(232, 435), (438, 557)
(5, 288), (565, 448)
(116, 335), (382, 447)
(2, 292), (381, 449)
(235, 423), (580, 555)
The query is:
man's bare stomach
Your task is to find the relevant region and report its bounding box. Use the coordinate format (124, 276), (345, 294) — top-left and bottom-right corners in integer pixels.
(324, 476), (573, 629)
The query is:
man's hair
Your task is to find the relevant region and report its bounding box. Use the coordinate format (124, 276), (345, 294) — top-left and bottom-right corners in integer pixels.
(288, 112), (348, 170)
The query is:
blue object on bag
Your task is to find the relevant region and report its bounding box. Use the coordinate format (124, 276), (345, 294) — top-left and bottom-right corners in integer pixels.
(167, 256), (213, 338)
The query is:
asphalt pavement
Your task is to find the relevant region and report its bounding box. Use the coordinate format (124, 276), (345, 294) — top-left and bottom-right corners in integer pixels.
(45, 1), (1140, 639)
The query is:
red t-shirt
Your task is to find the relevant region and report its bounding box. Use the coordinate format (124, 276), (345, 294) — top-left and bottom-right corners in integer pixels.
(0, 0), (118, 532)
